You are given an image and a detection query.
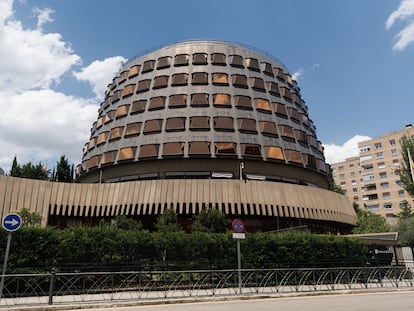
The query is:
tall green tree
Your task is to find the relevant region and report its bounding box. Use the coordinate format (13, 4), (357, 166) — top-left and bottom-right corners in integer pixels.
(55, 155), (73, 182)
(192, 208), (228, 233)
(9, 156), (21, 177)
(17, 207), (42, 226)
(398, 134), (414, 195)
(352, 209), (390, 234)
(155, 208), (182, 232)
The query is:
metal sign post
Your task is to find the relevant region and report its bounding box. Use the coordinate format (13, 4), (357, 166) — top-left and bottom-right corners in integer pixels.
(232, 219), (245, 294)
(0, 213), (22, 299)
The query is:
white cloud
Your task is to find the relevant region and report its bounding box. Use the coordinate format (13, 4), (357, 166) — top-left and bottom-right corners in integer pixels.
(323, 135), (372, 164)
(291, 64), (320, 81)
(386, 0), (414, 51)
(73, 56), (127, 100)
(32, 7), (55, 30)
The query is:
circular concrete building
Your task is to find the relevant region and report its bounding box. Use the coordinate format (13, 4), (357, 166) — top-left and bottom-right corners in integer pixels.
(73, 40), (355, 233)
(0, 41), (356, 233)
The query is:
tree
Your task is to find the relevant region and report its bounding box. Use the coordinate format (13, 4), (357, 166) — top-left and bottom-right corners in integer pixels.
(397, 200), (413, 219)
(395, 217), (414, 246)
(9, 156), (21, 177)
(155, 208), (182, 232)
(352, 209), (390, 234)
(330, 184), (346, 195)
(192, 208), (227, 233)
(8, 157), (49, 180)
(55, 155), (73, 182)
(17, 207), (42, 226)
(113, 215), (144, 230)
(398, 134), (414, 195)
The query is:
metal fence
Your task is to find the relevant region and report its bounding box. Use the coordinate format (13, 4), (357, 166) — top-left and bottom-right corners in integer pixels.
(0, 266), (413, 307)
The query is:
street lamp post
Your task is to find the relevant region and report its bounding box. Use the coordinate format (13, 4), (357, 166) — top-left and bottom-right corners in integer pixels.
(239, 162), (244, 180)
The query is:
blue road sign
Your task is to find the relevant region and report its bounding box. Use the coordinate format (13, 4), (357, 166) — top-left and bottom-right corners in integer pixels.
(232, 219), (245, 233)
(2, 213), (22, 232)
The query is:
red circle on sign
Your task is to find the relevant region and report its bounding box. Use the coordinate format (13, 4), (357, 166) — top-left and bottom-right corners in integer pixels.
(232, 219), (245, 233)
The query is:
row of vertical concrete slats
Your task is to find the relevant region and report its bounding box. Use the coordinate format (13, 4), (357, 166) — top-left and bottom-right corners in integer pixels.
(0, 176), (356, 226)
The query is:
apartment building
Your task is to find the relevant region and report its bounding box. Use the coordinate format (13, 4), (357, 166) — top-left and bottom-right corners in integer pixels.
(331, 125), (414, 223)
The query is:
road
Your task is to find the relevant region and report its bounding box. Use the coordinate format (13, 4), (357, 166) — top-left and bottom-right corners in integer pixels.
(83, 291), (414, 311)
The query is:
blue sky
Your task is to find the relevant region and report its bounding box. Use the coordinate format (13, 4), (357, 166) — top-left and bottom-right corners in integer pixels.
(0, 0), (413, 172)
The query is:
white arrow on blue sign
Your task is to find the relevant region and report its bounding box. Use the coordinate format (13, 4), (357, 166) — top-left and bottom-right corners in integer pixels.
(2, 213), (22, 232)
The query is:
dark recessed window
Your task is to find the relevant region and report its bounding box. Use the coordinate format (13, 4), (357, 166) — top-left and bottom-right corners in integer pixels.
(304, 154), (317, 169)
(211, 53), (226, 65)
(213, 93), (231, 107)
(157, 56), (172, 69)
(245, 58), (260, 71)
(294, 129), (307, 143)
(119, 147), (137, 161)
(192, 72), (208, 85)
(122, 84), (136, 97)
(148, 97), (166, 111)
(119, 71), (129, 84)
(241, 144), (261, 157)
(153, 76), (169, 89)
(237, 118), (257, 133)
(109, 126), (124, 141)
(136, 79), (151, 93)
(215, 142), (236, 155)
(192, 53), (208, 65)
(143, 119), (163, 134)
(231, 74), (248, 88)
(190, 116), (210, 131)
(259, 121), (277, 137)
(266, 81), (280, 96)
(278, 125), (295, 140)
(191, 93), (209, 107)
(287, 107), (300, 122)
(174, 54), (189, 66)
(234, 95), (252, 110)
(261, 62), (274, 76)
(163, 142), (184, 157)
(96, 132), (109, 145)
(280, 87), (293, 101)
(229, 55), (244, 68)
(212, 73), (228, 85)
(141, 60), (155, 73)
(111, 90), (122, 103)
(272, 102), (287, 117)
(115, 104), (130, 119)
(214, 117), (234, 131)
(274, 67), (286, 82)
(189, 141), (210, 156)
(254, 98), (271, 113)
(101, 150), (117, 165)
(125, 122), (142, 137)
(264, 146), (284, 160)
(88, 137), (96, 150)
(172, 73), (189, 86)
(165, 117), (185, 132)
(249, 77), (265, 91)
(285, 149), (303, 164)
(169, 94), (187, 108)
(131, 100), (146, 114)
(128, 65), (141, 78)
(139, 144), (159, 158)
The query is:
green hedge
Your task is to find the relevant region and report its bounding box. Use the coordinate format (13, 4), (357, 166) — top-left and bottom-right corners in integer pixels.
(0, 226), (368, 273)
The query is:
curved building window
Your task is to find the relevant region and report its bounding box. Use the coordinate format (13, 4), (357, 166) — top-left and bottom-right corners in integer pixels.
(307, 134), (319, 149)
(88, 137), (97, 150)
(191, 93), (209, 107)
(237, 118), (257, 133)
(234, 95), (252, 110)
(211, 53), (226, 65)
(245, 58), (260, 71)
(294, 129), (307, 143)
(189, 141), (210, 156)
(303, 154), (317, 169)
(122, 84), (135, 98)
(272, 102), (287, 117)
(192, 72), (208, 85)
(166, 117), (186, 132)
(131, 100), (146, 114)
(280, 87), (292, 101)
(174, 54), (189, 66)
(261, 62), (274, 76)
(264, 146), (284, 161)
(266, 81), (280, 96)
(136, 79), (151, 93)
(274, 67), (286, 82)
(287, 107), (300, 122)
(285, 149), (303, 164)
(241, 144), (261, 157)
(96, 132), (109, 146)
(101, 150), (117, 165)
(119, 71), (129, 84)
(278, 125), (295, 140)
(215, 142), (236, 156)
(109, 126), (124, 141)
(249, 77), (266, 91)
(231, 74), (248, 88)
(125, 122), (142, 137)
(153, 75), (169, 89)
(213, 93), (231, 107)
(86, 155), (101, 169)
(116, 104), (130, 119)
(254, 98), (271, 113)
(192, 53), (208, 65)
(259, 121), (277, 137)
(141, 60), (155, 73)
(143, 119), (163, 134)
(96, 116), (104, 129)
(111, 90), (122, 103)
(148, 96), (166, 111)
(214, 117), (234, 131)
(128, 65), (140, 78)
(163, 142), (184, 157)
(157, 56), (171, 69)
(212, 73), (228, 85)
(104, 110), (115, 124)
(139, 144), (159, 158)
(190, 116), (210, 131)
(169, 94), (187, 108)
(172, 73), (189, 86)
(118, 147), (137, 161)
(229, 54), (244, 68)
